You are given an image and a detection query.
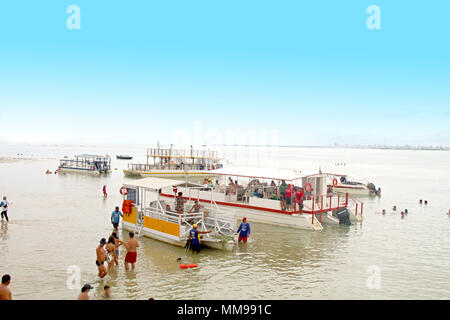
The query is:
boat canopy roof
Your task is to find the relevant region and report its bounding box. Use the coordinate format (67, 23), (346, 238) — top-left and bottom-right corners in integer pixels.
(74, 154), (110, 158)
(208, 166), (320, 181)
(123, 177), (186, 191)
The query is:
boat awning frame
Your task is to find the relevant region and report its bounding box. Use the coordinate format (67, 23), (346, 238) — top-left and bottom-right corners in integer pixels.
(123, 177), (187, 191)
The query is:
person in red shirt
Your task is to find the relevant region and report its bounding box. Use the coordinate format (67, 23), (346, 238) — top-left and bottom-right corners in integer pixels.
(295, 188), (304, 213)
(285, 185), (293, 212)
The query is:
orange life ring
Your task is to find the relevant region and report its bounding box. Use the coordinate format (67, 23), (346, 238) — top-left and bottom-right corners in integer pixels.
(332, 178), (338, 187)
(305, 182), (312, 193)
(120, 187), (128, 195)
(187, 263), (198, 268)
(179, 264), (188, 269)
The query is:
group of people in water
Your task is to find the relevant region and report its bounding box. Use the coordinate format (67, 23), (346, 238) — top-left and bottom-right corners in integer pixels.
(381, 199), (434, 218)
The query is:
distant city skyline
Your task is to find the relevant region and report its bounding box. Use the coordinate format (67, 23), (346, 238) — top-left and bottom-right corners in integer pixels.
(0, 1), (449, 146)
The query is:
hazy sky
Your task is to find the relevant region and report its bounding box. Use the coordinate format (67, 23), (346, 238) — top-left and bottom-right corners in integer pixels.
(0, 1), (449, 146)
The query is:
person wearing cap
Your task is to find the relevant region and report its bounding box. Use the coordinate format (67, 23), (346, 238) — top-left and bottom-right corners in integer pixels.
(236, 218), (251, 243)
(188, 224), (211, 254)
(96, 238), (108, 278)
(1, 196), (9, 222)
(78, 284), (93, 300)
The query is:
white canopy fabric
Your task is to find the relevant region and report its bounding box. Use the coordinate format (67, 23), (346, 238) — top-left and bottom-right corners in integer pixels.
(123, 177), (186, 190)
(208, 167), (319, 181)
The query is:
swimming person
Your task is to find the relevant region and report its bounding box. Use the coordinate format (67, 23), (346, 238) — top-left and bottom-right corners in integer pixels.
(125, 232), (139, 271)
(106, 236), (116, 273)
(0, 274), (12, 300)
(103, 285), (111, 298)
(236, 217), (251, 243)
(424, 200), (428, 205)
(111, 232), (124, 266)
(188, 224), (211, 254)
(103, 185), (107, 198)
(382, 209), (386, 215)
(1, 196), (9, 222)
(393, 206), (397, 211)
(111, 206), (123, 230)
(96, 238), (108, 278)
(77, 284), (93, 300)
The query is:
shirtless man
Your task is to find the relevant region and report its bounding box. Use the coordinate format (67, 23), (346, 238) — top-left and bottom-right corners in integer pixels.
(0, 274), (12, 300)
(125, 232), (139, 271)
(96, 238), (108, 278)
(77, 284), (93, 300)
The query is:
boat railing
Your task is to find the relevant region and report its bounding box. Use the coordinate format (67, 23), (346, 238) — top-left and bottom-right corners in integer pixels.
(147, 148), (218, 159)
(300, 192), (350, 223)
(347, 196), (364, 218)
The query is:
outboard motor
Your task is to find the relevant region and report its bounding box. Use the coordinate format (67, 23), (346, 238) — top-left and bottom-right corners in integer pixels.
(333, 208), (352, 225)
(367, 182), (376, 193)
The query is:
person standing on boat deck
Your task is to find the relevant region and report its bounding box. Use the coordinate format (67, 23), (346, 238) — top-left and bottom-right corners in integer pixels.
(1, 196), (9, 222)
(0, 274), (12, 300)
(96, 238), (108, 279)
(111, 206), (123, 229)
(188, 224), (212, 253)
(236, 217), (251, 243)
(279, 180), (288, 211)
(295, 188), (304, 213)
(175, 192), (186, 214)
(125, 232), (139, 271)
(285, 185), (293, 212)
(77, 284), (93, 300)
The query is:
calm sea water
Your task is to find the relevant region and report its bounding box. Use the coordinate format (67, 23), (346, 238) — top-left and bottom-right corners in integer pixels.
(0, 144), (449, 300)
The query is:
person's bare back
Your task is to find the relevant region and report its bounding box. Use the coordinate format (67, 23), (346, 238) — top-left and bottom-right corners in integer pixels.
(126, 237), (139, 252)
(0, 284), (12, 300)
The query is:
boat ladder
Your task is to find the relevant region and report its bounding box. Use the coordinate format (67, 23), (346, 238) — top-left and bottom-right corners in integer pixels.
(134, 211), (144, 237)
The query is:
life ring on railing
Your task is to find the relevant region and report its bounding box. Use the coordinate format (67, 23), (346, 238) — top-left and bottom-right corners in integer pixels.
(120, 187), (128, 195)
(305, 182), (312, 193)
(332, 178), (338, 187)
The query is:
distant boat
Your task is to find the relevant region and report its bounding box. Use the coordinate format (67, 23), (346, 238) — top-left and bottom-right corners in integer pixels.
(117, 155), (133, 160)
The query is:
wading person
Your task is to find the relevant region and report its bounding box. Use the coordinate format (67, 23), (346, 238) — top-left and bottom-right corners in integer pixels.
(96, 238), (108, 279)
(0, 274), (12, 300)
(111, 206), (123, 230)
(78, 284), (93, 300)
(111, 232), (124, 266)
(1, 196), (9, 222)
(188, 224), (211, 254)
(106, 236), (116, 273)
(236, 217), (251, 243)
(103, 185), (107, 198)
(125, 232), (139, 271)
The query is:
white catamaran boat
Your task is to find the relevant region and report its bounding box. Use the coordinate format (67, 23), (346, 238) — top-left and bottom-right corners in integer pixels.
(120, 177), (237, 251)
(123, 146), (223, 179)
(324, 174), (380, 196)
(58, 154), (111, 174)
(156, 167), (364, 231)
